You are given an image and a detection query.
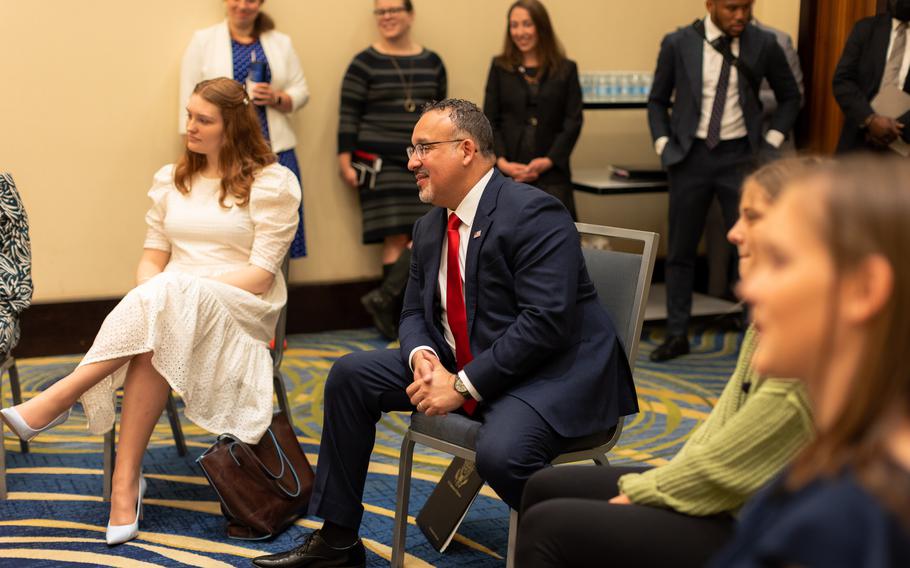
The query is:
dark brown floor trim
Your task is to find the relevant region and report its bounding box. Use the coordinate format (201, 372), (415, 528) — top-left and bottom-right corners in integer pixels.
(13, 280), (381, 358)
(13, 260), (708, 358)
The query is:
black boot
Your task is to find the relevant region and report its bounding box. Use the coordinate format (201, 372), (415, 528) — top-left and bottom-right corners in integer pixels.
(361, 249), (411, 340)
(251, 530), (366, 568)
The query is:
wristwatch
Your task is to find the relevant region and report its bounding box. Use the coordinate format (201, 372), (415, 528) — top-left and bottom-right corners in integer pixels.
(453, 376), (471, 399)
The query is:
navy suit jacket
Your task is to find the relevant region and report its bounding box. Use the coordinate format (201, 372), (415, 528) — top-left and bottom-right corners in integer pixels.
(398, 170), (638, 438)
(832, 14), (910, 152)
(648, 21), (801, 167)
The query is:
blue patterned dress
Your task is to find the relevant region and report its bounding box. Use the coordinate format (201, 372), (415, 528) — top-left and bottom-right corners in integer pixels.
(232, 39), (306, 258)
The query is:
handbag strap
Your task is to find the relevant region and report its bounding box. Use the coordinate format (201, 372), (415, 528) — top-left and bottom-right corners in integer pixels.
(691, 19), (760, 97)
(223, 429), (303, 499)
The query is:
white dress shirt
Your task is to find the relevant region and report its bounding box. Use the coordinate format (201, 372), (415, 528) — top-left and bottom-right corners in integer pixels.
(655, 14), (784, 155)
(408, 168), (495, 402)
(882, 18), (910, 90)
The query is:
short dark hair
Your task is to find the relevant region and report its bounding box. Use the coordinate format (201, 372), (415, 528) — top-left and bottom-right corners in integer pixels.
(378, 0), (414, 12)
(421, 99), (496, 158)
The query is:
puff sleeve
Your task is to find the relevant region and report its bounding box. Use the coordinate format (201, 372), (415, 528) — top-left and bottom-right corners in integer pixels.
(247, 164), (301, 274)
(143, 165), (175, 252)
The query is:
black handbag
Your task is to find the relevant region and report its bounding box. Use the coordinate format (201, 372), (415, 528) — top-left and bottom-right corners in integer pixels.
(197, 411), (314, 540)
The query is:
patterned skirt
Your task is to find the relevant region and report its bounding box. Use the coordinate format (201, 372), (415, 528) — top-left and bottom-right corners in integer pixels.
(359, 159), (432, 244)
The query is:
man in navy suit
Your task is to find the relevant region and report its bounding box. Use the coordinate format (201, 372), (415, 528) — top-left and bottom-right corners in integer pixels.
(647, 0), (800, 362)
(253, 99), (637, 568)
(833, 0), (910, 153)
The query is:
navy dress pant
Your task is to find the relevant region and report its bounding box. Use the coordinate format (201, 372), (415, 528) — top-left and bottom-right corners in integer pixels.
(307, 348), (573, 529)
(665, 138), (753, 336)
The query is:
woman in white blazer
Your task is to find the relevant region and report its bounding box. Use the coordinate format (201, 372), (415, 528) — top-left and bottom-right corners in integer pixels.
(180, 0), (310, 257)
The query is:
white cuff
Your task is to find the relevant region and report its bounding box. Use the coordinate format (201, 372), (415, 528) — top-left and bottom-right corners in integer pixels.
(765, 130), (785, 149)
(408, 346), (438, 372)
(654, 136), (669, 156)
(458, 370), (483, 402)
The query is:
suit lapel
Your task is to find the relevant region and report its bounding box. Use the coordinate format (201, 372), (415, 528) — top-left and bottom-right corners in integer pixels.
(683, 26), (704, 107)
(737, 26), (758, 100)
(421, 208), (446, 325)
(464, 171), (502, 338)
(873, 16), (893, 93)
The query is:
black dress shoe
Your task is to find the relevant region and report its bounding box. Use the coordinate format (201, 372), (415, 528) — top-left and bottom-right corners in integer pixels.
(251, 531), (366, 568)
(649, 335), (690, 362)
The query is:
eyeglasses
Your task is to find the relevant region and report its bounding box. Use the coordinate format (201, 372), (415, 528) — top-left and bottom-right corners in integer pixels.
(406, 139), (466, 160)
(373, 6), (408, 17)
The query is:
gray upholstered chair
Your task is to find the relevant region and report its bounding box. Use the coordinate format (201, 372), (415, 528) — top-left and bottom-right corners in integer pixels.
(1, 173), (34, 499)
(391, 223), (658, 567)
(102, 253), (295, 500)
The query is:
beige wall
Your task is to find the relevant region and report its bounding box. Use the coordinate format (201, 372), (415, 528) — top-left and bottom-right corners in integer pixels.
(0, 0), (799, 302)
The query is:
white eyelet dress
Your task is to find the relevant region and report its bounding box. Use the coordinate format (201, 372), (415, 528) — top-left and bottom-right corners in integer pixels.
(78, 163), (301, 444)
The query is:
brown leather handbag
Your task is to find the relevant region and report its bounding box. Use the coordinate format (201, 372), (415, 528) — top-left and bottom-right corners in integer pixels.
(197, 411), (314, 540)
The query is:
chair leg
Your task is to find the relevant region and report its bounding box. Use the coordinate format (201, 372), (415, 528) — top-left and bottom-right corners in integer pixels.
(391, 432), (416, 568)
(8, 362), (28, 454)
(1, 369), (6, 500)
(102, 429), (115, 502)
(506, 508), (519, 568)
(165, 392), (187, 457)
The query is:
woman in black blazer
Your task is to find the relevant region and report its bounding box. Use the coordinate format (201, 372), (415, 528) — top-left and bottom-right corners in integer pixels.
(484, 0), (583, 219)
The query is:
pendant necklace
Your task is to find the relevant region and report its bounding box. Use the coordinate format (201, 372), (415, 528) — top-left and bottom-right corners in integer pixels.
(389, 55), (417, 112)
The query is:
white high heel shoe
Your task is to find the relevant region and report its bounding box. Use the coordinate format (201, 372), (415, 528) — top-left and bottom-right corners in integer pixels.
(0, 406), (71, 442)
(106, 475), (147, 546)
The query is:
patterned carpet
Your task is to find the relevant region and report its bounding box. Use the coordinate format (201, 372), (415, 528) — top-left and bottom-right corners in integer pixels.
(0, 326), (742, 567)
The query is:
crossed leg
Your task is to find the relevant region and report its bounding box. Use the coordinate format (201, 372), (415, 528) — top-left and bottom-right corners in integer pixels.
(12, 351), (170, 525)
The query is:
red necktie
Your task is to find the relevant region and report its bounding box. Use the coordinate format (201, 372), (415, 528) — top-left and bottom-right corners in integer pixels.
(446, 213), (477, 415)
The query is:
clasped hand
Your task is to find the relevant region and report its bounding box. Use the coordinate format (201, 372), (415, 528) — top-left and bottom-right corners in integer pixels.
(406, 351), (465, 416)
(500, 157), (553, 183)
(866, 114), (904, 148)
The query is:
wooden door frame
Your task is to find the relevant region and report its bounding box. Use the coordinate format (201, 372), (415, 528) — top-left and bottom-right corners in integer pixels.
(796, 0), (889, 151)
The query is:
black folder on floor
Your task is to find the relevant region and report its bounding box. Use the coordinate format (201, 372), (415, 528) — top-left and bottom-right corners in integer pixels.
(415, 457), (485, 552)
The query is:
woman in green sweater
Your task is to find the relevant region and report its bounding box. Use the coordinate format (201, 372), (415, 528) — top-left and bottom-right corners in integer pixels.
(515, 158), (819, 568)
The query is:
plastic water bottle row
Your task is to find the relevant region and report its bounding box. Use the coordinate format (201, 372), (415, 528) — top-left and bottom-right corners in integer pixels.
(580, 72), (653, 103)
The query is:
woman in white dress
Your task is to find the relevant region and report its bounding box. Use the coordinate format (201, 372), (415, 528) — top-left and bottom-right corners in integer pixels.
(0, 77), (301, 545)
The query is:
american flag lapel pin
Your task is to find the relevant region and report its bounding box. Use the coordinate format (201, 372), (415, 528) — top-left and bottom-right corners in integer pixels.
(473, 230), (482, 239)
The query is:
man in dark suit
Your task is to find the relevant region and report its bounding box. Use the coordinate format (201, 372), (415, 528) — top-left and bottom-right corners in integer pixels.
(833, 0), (910, 153)
(252, 99), (637, 568)
(648, 0), (800, 362)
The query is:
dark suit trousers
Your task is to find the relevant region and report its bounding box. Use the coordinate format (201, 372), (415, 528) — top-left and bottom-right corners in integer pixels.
(307, 348), (573, 529)
(516, 465), (735, 568)
(665, 138), (752, 336)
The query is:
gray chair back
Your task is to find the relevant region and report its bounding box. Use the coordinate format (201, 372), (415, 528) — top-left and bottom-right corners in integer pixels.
(576, 223), (658, 370)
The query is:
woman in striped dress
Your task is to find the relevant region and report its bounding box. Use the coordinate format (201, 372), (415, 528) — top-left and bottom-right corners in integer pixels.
(338, 1), (446, 334)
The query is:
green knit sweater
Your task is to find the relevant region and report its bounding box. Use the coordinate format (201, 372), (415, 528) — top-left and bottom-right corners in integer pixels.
(617, 326), (814, 516)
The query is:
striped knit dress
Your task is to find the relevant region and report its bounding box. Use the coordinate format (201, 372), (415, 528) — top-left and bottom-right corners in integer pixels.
(617, 326), (815, 516)
(338, 47), (447, 244)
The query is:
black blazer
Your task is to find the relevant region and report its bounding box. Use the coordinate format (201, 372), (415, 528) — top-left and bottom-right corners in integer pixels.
(399, 170), (637, 438)
(648, 22), (801, 167)
(833, 14), (910, 152)
(483, 59), (583, 185)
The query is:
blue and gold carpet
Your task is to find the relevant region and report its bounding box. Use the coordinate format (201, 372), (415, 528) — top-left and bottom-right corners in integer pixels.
(0, 326), (742, 567)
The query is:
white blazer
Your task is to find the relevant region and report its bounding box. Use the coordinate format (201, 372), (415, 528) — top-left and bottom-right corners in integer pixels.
(179, 21), (310, 153)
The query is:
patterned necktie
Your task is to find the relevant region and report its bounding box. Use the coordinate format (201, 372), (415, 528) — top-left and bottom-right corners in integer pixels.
(884, 22), (909, 88)
(705, 36), (732, 150)
(445, 213), (478, 415)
